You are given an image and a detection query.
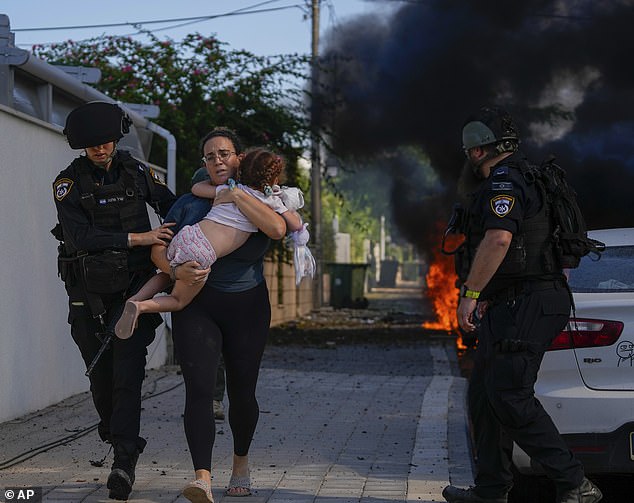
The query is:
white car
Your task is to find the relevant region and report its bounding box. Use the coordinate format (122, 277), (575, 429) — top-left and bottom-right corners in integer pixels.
(513, 228), (634, 486)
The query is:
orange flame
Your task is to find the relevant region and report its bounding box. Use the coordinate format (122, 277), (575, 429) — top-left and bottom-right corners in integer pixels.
(423, 245), (465, 348)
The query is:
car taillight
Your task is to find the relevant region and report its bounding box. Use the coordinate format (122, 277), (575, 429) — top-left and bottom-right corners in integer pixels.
(548, 318), (624, 351)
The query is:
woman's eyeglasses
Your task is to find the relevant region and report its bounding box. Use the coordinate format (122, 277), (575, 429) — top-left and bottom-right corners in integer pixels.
(202, 150), (235, 163)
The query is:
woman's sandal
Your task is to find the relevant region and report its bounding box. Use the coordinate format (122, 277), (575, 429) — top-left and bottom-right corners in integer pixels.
(182, 478), (214, 503)
(226, 474), (251, 497)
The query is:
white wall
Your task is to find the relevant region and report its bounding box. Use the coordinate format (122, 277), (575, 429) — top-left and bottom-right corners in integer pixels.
(0, 105), (167, 423)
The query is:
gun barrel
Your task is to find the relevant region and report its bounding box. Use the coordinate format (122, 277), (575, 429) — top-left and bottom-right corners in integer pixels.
(85, 332), (113, 377)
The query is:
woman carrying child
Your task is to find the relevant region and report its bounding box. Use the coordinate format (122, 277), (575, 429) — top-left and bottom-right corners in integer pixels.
(122, 127), (301, 503)
(114, 147), (302, 337)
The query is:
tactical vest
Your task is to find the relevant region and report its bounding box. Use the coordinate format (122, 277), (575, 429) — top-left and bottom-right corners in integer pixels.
(74, 152), (155, 271)
(459, 162), (558, 295)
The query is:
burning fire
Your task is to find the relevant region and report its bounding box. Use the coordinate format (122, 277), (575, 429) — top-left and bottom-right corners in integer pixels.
(423, 252), (459, 331)
(423, 248), (465, 348)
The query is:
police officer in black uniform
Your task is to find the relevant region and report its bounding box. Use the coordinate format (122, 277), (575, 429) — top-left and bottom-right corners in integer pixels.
(52, 101), (177, 500)
(441, 107), (602, 503)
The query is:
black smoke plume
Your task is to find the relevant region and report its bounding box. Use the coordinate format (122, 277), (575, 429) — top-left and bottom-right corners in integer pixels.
(317, 0), (634, 252)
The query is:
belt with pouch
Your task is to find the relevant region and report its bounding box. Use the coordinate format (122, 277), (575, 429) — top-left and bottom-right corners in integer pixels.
(487, 278), (568, 305)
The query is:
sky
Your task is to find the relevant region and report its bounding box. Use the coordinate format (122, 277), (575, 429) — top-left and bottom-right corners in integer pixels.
(2, 0), (395, 57)
(7, 0), (632, 247)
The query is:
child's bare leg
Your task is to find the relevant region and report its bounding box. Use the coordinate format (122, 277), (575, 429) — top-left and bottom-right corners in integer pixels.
(115, 280), (204, 340)
(139, 279), (204, 312)
(115, 272), (172, 340)
(129, 271), (172, 301)
(128, 279), (204, 316)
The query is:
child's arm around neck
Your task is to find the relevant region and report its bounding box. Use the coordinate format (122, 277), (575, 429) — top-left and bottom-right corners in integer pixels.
(191, 180), (217, 199)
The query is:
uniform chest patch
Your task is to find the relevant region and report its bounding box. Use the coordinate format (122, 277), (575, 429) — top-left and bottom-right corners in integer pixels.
(492, 181), (513, 191)
(54, 178), (74, 201)
(493, 166), (509, 177)
(490, 194), (515, 217)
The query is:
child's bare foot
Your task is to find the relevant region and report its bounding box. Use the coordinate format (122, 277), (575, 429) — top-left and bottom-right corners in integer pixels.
(115, 301), (141, 339)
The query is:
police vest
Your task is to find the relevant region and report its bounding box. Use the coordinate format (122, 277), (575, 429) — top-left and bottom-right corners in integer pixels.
(461, 163), (558, 293)
(74, 152), (155, 271)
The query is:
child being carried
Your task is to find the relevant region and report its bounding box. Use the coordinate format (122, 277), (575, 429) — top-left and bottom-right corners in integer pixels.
(115, 147), (303, 339)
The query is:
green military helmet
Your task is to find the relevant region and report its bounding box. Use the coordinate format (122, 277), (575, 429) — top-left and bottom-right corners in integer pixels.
(462, 106), (519, 152)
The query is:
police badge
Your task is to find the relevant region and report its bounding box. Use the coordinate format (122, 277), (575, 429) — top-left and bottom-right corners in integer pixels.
(490, 194), (515, 217)
(148, 167), (167, 186)
(54, 178), (74, 201)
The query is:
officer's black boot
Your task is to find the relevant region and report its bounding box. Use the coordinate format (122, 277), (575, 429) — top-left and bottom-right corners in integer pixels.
(107, 441), (144, 500)
(556, 478), (602, 503)
(442, 485), (508, 503)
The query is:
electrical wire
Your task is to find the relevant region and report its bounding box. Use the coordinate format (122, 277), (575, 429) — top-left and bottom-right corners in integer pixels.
(122, 3), (307, 38)
(13, 3), (302, 33)
(16, 3), (306, 47)
(0, 371), (183, 471)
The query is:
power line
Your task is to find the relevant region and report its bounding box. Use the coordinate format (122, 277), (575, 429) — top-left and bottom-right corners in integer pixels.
(135, 1), (310, 38)
(13, 2), (304, 33)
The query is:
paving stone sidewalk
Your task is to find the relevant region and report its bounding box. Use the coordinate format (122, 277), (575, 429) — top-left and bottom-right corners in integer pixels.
(0, 287), (473, 502)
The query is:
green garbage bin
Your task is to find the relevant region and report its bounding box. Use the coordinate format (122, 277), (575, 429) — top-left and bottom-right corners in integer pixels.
(401, 261), (421, 282)
(379, 259), (399, 287)
(327, 263), (369, 309)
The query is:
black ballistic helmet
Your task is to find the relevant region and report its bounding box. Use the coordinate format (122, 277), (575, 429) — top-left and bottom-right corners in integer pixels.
(462, 106), (519, 153)
(63, 101), (132, 149)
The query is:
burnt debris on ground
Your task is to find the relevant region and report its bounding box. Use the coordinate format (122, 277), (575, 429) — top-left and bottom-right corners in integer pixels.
(268, 287), (457, 346)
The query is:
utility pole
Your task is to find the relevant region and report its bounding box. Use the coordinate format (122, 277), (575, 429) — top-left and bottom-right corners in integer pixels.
(310, 0), (323, 308)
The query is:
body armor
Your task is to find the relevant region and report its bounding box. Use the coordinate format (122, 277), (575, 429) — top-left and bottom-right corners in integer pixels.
(74, 152), (155, 272)
(450, 162), (559, 298)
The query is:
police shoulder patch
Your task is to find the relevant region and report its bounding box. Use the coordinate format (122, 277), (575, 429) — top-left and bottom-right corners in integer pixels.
(54, 178), (74, 201)
(148, 167), (166, 186)
(490, 194), (515, 218)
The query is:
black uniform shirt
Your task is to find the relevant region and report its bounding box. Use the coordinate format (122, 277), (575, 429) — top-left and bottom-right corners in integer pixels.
(53, 151), (177, 253)
(472, 152), (542, 236)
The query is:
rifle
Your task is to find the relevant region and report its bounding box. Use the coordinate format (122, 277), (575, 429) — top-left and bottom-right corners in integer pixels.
(53, 223), (160, 377)
(441, 203), (467, 255)
(83, 270), (156, 376)
(85, 316), (113, 377)
(85, 302), (124, 377)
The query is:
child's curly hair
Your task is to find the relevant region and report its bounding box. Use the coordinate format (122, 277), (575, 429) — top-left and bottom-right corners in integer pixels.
(238, 147), (285, 193)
